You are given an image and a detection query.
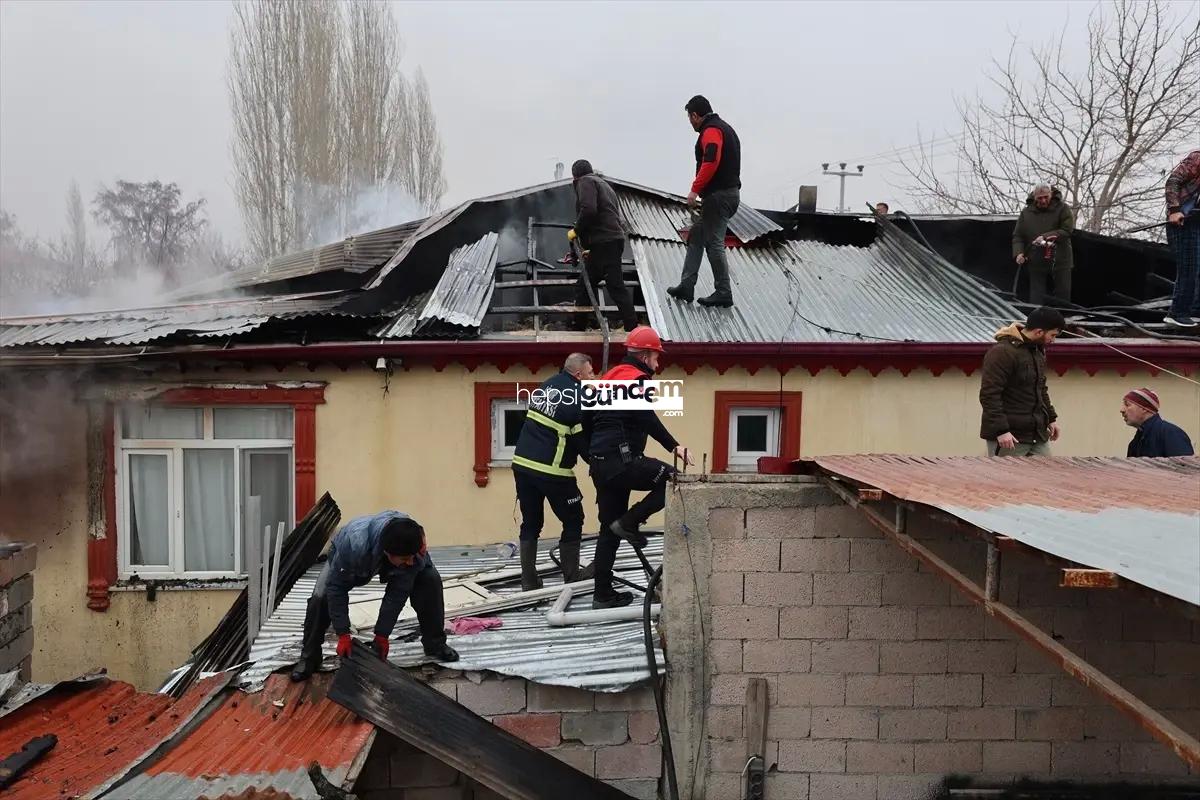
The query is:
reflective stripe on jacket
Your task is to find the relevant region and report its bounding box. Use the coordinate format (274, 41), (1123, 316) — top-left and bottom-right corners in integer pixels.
(512, 371), (590, 479)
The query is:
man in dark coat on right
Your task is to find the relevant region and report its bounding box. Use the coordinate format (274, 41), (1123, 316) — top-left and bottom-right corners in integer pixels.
(1012, 185), (1075, 305)
(979, 306), (1066, 457)
(1121, 387), (1194, 457)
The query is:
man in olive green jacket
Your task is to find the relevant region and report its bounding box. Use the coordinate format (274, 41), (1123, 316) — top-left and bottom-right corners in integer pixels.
(1013, 185), (1075, 305)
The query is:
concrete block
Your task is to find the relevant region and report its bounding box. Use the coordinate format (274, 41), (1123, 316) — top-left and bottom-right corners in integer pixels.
(1050, 676), (1100, 707)
(914, 742), (982, 773)
(983, 674), (1052, 708)
(846, 675), (913, 707)
(812, 641), (879, 674)
(914, 675), (982, 707)
(1120, 675), (1200, 709)
(1119, 742), (1190, 776)
(812, 707), (878, 740)
(1015, 708), (1084, 741)
(1156, 642), (1200, 676)
(705, 707), (744, 741)
(548, 746), (595, 775)
(708, 572), (743, 606)
(595, 687), (655, 711)
(1051, 742), (1119, 776)
(743, 640), (812, 673)
(765, 773), (810, 799)
(808, 774), (878, 800)
(774, 674), (846, 707)
(849, 539), (917, 573)
(712, 605), (778, 640)
(814, 504), (880, 539)
(747, 506), (816, 539)
(716, 540), (780, 573)
(948, 708), (1014, 740)
(492, 713), (562, 748)
(916, 606), (985, 640)
(876, 774), (947, 800)
(709, 507), (745, 539)
(882, 572), (950, 606)
(1082, 705), (1151, 742)
(606, 780), (658, 800)
(0, 627), (32, 673)
(0, 575), (33, 616)
(849, 607), (916, 640)
(0, 604), (32, 648)
(0, 545), (36, 589)
(526, 682), (595, 712)
(879, 641), (947, 674)
(778, 740), (846, 773)
(627, 711), (658, 744)
(429, 680), (457, 702)
(768, 706), (812, 739)
(388, 753), (459, 787)
(847, 742), (914, 774)
(709, 640), (743, 673)
(781, 539), (850, 573)
(1083, 641), (1156, 677)
(745, 572), (811, 606)
(981, 741), (1050, 774)
(814, 574), (881, 606)
(703, 773), (746, 800)
(780, 607), (848, 640)
(710, 675), (750, 706)
(879, 708), (945, 741)
(561, 712), (626, 746)
(456, 679), (526, 716)
(947, 641), (1016, 674)
(595, 743), (662, 780)
(708, 738), (752, 772)
(1122, 608), (1193, 642)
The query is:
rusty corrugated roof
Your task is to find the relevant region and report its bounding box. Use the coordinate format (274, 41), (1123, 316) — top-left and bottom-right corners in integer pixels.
(808, 455), (1200, 605)
(112, 673), (374, 800)
(0, 673), (229, 800)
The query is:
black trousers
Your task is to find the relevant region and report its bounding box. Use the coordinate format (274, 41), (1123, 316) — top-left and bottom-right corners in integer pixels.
(297, 560), (447, 667)
(574, 239), (638, 331)
(590, 456), (674, 597)
(514, 468), (584, 542)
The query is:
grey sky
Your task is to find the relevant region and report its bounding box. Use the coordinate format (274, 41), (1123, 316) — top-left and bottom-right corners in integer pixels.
(1, 0), (1098, 249)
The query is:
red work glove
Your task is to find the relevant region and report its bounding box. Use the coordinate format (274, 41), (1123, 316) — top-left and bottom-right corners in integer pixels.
(371, 635), (390, 660)
(336, 633), (353, 658)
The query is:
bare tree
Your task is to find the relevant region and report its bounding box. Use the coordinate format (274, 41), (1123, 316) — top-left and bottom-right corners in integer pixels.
(901, 0), (1200, 234)
(406, 69), (448, 214)
(64, 180), (88, 267)
(92, 180), (208, 283)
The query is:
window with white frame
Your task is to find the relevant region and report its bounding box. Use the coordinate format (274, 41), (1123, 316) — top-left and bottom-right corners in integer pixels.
(727, 407), (781, 472)
(117, 405), (294, 579)
(490, 399), (527, 463)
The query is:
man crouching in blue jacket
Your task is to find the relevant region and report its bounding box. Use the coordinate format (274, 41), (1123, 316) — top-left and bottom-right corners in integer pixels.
(290, 511), (459, 681)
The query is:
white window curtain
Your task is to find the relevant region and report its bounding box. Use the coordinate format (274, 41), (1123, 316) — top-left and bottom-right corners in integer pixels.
(214, 408), (293, 439)
(128, 453), (170, 566)
(183, 449), (236, 572)
(241, 449), (292, 566)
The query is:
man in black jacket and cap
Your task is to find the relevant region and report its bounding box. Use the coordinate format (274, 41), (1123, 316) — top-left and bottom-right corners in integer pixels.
(570, 160), (638, 332)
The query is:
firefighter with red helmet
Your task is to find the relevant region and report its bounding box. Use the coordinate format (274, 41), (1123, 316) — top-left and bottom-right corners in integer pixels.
(584, 325), (692, 608)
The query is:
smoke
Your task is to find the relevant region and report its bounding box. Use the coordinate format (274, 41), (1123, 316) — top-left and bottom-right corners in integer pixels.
(306, 180), (426, 248)
(0, 368), (89, 504)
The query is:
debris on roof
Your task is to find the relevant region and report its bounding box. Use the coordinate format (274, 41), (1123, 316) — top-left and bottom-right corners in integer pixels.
(415, 231), (500, 333)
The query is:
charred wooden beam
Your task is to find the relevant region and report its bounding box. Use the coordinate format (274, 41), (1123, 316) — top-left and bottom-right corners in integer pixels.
(1060, 568), (1120, 589)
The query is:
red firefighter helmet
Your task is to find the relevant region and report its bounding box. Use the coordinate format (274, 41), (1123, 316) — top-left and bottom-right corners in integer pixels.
(625, 325), (664, 352)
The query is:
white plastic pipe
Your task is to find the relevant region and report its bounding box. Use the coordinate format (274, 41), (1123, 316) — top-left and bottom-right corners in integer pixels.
(545, 584), (661, 627)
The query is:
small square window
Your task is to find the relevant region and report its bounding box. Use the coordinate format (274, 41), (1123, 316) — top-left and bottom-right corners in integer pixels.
(491, 400), (526, 462)
(728, 407), (780, 472)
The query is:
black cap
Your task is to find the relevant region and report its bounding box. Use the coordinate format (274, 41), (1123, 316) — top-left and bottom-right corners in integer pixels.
(571, 159), (593, 179)
(381, 517), (424, 557)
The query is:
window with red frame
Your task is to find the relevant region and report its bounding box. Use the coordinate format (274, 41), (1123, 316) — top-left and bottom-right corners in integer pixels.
(712, 391), (802, 473)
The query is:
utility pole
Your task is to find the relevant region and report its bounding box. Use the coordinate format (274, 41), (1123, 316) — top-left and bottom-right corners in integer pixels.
(822, 162), (864, 212)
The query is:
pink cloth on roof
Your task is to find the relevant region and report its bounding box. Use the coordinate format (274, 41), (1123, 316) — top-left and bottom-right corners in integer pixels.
(447, 616), (503, 636)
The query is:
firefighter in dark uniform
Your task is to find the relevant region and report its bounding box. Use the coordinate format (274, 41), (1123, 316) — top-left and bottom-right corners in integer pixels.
(586, 326), (692, 609)
(512, 353), (596, 590)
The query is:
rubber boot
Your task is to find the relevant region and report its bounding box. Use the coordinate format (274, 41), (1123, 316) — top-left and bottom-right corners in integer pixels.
(290, 595), (327, 682)
(520, 540), (543, 591)
(559, 539), (582, 583)
(592, 591), (633, 609)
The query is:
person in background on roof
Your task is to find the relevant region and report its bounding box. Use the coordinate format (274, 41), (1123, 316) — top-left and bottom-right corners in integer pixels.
(979, 306), (1066, 457)
(584, 325), (692, 609)
(875, 202), (890, 217)
(290, 511), (458, 682)
(511, 352), (596, 591)
(569, 160), (639, 333)
(667, 95), (741, 309)
(1164, 150), (1200, 328)
(1121, 388), (1194, 457)
(1012, 184), (1075, 305)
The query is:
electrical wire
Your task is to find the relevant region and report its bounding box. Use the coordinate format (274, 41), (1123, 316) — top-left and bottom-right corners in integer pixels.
(547, 534), (649, 594)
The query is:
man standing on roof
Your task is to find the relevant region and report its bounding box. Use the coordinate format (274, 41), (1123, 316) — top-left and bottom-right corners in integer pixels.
(569, 160), (639, 332)
(584, 325), (692, 609)
(1164, 150), (1200, 328)
(1121, 388), (1194, 457)
(290, 511), (458, 682)
(979, 306), (1066, 457)
(511, 353), (596, 590)
(667, 95), (741, 309)
(1012, 184), (1075, 305)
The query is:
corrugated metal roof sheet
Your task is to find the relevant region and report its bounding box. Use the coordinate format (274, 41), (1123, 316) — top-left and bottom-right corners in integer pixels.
(0, 673), (230, 800)
(416, 232), (500, 331)
(808, 455), (1200, 605)
(236, 537), (664, 694)
(635, 224), (1019, 343)
(613, 183), (781, 244)
(112, 673), (373, 800)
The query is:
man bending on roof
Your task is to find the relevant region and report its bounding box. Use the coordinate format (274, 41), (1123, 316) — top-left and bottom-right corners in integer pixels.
(290, 511), (459, 682)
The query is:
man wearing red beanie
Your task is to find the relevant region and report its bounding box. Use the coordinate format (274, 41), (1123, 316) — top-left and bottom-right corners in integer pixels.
(1121, 388), (1194, 457)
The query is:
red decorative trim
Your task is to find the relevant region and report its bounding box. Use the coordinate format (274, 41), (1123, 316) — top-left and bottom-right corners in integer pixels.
(90, 385), (325, 609)
(474, 381), (536, 487)
(87, 404), (118, 611)
(712, 391), (802, 473)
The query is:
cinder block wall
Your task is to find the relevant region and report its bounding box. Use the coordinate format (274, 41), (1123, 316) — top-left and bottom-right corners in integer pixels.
(1, 543), (37, 682)
(663, 477), (1200, 800)
(353, 671), (662, 800)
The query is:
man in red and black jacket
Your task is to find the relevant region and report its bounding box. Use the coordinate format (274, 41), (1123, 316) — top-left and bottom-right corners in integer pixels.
(667, 94), (742, 308)
(585, 326), (692, 609)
